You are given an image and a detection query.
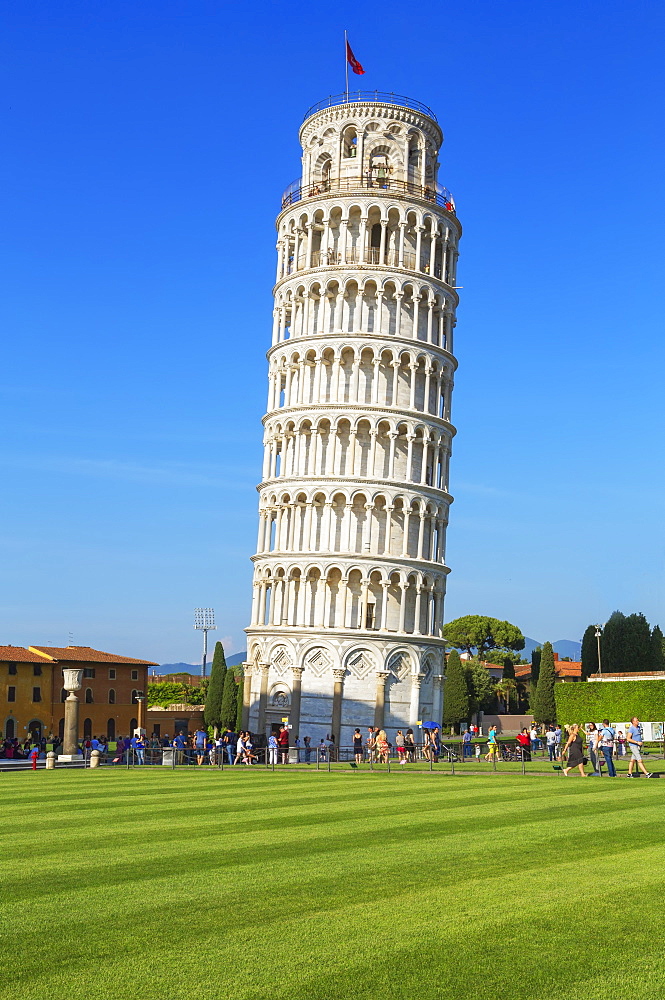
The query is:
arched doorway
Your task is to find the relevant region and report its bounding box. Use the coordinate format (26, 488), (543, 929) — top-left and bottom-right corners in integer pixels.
(107, 718), (116, 739)
(28, 720), (42, 740)
(83, 718), (92, 739)
(130, 717), (137, 735)
(58, 718), (65, 739)
(5, 718), (15, 739)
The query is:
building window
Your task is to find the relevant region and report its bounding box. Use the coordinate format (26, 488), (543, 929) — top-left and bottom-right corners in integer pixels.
(85, 688), (94, 704)
(8, 663), (17, 675)
(131, 670), (138, 681)
(131, 689), (138, 704)
(108, 668), (116, 680)
(109, 689), (115, 705)
(7, 686), (16, 702)
(32, 687), (41, 702)
(84, 668), (96, 679)
(107, 717), (116, 739)
(33, 664), (42, 676)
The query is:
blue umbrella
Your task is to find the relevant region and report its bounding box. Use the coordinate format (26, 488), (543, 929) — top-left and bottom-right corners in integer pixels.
(421, 721), (438, 729)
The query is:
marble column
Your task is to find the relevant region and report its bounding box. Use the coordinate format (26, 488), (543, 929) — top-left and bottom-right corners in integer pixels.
(409, 672), (424, 727)
(257, 662), (270, 733)
(374, 670), (390, 730)
(432, 674), (444, 727)
(241, 663), (253, 731)
(60, 667), (83, 759)
(290, 666), (304, 737)
(331, 668), (346, 746)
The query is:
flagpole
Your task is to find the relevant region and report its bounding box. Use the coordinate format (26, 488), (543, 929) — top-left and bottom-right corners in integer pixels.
(344, 29), (349, 102)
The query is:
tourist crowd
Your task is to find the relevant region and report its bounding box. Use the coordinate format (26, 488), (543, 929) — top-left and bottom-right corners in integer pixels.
(1, 718), (655, 776)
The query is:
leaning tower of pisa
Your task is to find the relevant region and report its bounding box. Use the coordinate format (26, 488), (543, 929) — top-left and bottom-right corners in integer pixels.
(243, 91), (460, 747)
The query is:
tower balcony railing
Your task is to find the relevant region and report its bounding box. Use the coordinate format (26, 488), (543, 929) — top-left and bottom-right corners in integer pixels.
(281, 175), (455, 213)
(303, 91), (438, 123)
(285, 246), (446, 281)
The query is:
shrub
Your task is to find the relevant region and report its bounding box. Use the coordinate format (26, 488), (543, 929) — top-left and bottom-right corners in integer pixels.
(555, 680), (665, 724)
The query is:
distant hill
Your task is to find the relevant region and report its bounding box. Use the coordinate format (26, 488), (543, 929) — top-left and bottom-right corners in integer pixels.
(153, 651), (247, 676)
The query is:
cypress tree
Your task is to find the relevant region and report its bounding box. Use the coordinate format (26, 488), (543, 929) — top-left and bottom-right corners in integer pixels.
(221, 665), (238, 730)
(502, 657), (515, 679)
(442, 650), (469, 732)
(531, 648), (542, 685)
(623, 613), (652, 671)
(235, 669), (244, 732)
(204, 641), (226, 736)
(581, 624), (599, 679)
(603, 611), (626, 672)
(532, 641), (556, 724)
(651, 625), (665, 669)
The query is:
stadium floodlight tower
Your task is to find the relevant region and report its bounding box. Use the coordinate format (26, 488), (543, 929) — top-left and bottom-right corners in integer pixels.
(244, 90), (461, 747)
(194, 607), (216, 679)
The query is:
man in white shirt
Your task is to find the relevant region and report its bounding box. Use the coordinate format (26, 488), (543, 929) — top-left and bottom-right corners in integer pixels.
(545, 726), (557, 761)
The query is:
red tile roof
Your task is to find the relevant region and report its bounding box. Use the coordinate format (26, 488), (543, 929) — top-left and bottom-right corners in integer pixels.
(29, 645), (158, 665)
(0, 645), (56, 663)
(515, 660), (582, 680)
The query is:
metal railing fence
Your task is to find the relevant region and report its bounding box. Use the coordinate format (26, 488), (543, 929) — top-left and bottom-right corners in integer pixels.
(302, 92), (438, 122)
(281, 175), (454, 212)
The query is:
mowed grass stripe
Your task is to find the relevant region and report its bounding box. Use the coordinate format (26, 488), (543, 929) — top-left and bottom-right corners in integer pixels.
(1, 771), (663, 1000)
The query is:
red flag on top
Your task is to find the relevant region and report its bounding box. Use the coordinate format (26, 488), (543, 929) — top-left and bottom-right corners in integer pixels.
(346, 40), (365, 75)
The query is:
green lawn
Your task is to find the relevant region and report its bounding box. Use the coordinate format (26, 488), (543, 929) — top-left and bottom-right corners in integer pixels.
(1, 769), (663, 1000)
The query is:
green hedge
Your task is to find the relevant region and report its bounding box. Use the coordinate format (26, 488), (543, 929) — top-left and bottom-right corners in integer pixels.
(555, 680), (665, 723)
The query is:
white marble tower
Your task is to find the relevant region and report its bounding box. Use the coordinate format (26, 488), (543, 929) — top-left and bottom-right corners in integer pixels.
(244, 92), (460, 747)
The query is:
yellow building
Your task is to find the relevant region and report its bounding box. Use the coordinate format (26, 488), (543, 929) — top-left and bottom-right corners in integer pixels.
(1, 645), (158, 742)
(1, 645), (57, 741)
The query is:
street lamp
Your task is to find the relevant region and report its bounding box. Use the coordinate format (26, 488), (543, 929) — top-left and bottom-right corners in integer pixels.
(135, 691), (146, 734)
(595, 624), (603, 676)
(194, 608), (216, 679)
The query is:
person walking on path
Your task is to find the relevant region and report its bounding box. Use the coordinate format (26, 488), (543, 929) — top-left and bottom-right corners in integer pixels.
(224, 729), (238, 766)
(598, 720), (617, 777)
(376, 729), (389, 764)
(234, 732), (246, 765)
(516, 728), (531, 761)
(267, 732), (278, 766)
(278, 725), (290, 764)
(529, 725), (539, 757)
(546, 726), (557, 761)
(194, 728), (207, 766)
(395, 729), (407, 765)
(586, 723), (600, 775)
(353, 728), (363, 765)
(627, 717), (652, 777)
(303, 735), (312, 764)
(562, 724), (587, 776)
(554, 725), (562, 759)
(484, 726), (499, 762)
(404, 728), (416, 762)
(462, 729), (472, 758)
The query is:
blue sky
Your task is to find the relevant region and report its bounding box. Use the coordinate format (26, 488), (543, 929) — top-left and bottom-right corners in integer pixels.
(2, 0), (664, 664)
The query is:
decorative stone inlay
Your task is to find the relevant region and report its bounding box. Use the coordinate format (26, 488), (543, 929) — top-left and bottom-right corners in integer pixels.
(270, 645), (289, 676)
(304, 647), (333, 677)
(346, 649), (374, 680)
